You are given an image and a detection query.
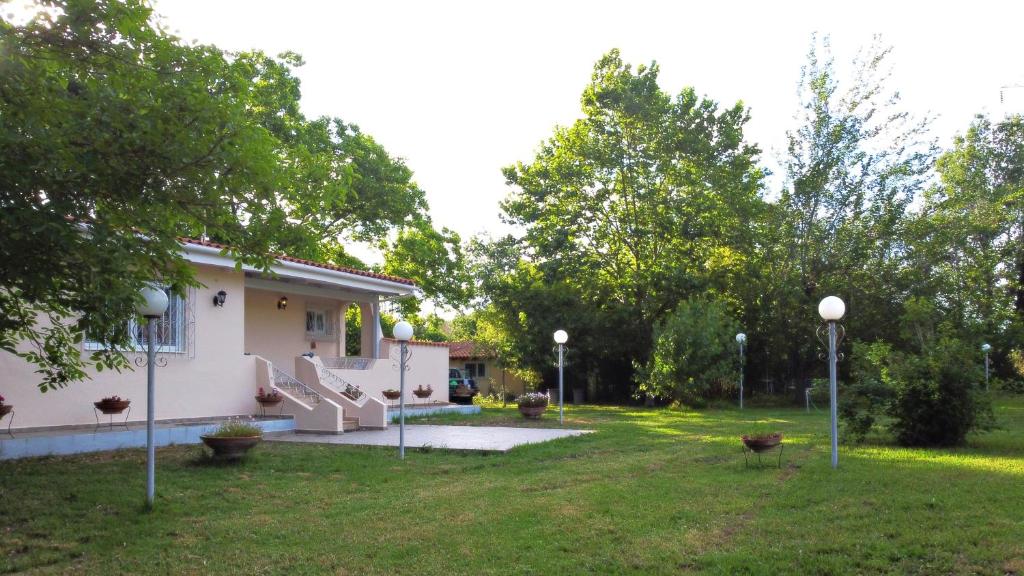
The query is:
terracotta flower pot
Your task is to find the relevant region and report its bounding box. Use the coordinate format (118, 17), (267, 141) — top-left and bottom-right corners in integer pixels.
(742, 433), (783, 453)
(382, 390), (401, 400)
(94, 399), (131, 415)
(518, 405), (547, 419)
(0, 405), (12, 418)
(200, 435), (262, 460)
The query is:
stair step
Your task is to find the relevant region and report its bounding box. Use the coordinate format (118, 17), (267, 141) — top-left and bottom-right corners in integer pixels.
(342, 418), (359, 431)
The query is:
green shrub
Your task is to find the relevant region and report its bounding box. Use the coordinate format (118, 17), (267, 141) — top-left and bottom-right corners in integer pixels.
(207, 419), (263, 438)
(636, 297), (740, 406)
(839, 341), (895, 442)
(885, 338), (992, 446)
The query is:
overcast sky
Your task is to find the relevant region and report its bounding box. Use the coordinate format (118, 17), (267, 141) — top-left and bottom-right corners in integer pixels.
(152, 1), (1022, 261)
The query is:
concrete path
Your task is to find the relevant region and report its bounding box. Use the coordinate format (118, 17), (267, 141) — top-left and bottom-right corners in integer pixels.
(268, 424), (593, 452)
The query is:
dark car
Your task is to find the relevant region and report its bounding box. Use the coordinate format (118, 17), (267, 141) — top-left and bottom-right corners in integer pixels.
(448, 368), (479, 404)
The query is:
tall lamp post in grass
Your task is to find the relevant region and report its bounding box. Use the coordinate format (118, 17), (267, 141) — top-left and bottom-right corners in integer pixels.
(817, 296), (845, 470)
(982, 343), (992, 390)
(736, 333), (746, 410)
(553, 330), (568, 425)
(393, 320), (414, 460)
(137, 285), (168, 509)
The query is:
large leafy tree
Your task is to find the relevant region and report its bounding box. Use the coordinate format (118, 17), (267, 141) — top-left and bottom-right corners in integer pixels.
(753, 36), (935, 387)
(0, 0), (446, 389)
(913, 114), (1024, 359)
(492, 50), (765, 398)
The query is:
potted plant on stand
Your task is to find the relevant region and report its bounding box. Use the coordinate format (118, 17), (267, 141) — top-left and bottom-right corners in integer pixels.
(412, 385), (433, 403)
(201, 419), (263, 460)
(94, 395), (131, 414)
(382, 389), (401, 408)
(517, 392), (549, 419)
(255, 387), (283, 416)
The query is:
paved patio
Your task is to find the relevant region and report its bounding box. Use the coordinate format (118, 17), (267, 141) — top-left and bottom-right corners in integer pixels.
(267, 424), (593, 452)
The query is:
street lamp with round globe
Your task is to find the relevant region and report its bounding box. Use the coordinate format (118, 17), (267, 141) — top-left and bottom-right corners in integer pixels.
(818, 296), (846, 321)
(135, 284), (168, 509)
(553, 330), (568, 424)
(393, 321), (414, 342)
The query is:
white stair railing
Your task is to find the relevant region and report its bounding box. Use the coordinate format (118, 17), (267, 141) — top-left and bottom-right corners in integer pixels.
(273, 367), (322, 406)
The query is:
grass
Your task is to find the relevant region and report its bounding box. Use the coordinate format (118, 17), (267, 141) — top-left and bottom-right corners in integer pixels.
(1, 397), (1023, 575)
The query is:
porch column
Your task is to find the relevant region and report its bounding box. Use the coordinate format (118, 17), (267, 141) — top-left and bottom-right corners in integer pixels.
(337, 301), (349, 357)
(359, 301), (383, 358)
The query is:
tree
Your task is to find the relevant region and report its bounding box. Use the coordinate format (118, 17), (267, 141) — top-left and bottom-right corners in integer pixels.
(637, 297), (740, 406)
(0, 0), (441, 389)
(494, 49), (764, 398)
(753, 35), (935, 388)
(913, 114), (1024, 358)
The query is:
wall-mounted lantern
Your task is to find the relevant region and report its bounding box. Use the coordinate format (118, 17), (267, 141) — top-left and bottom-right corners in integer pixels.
(212, 290), (227, 307)
(277, 296), (288, 310)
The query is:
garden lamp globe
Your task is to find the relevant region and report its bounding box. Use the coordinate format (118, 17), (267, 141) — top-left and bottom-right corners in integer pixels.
(393, 321), (414, 342)
(818, 296), (846, 321)
(553, 330), (568, 344)
(736, 333), (746, 344)
(136, 285), (169, 318)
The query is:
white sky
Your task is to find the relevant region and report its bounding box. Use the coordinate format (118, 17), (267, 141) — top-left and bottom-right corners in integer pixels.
(150, 0), (1023, 259)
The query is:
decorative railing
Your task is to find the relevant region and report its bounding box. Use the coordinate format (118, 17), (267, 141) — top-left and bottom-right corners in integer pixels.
(320, 357), (373, 370)
(273, 368), (322, 406)
(318, 367), (367, 404)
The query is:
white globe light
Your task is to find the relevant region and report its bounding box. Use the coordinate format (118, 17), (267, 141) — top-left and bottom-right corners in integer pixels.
(981, 343), (991, 352)
(818, 296), (846, 321)
(736, 333), (746, 344)
(553, 329), (568, 344)
(393, 320), (414, 342)
(136, 285), (169, 318)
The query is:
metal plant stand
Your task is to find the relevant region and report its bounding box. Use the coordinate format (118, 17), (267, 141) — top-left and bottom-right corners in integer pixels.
(256, 401), (284, 418)
(1, 408), (13, 438)
(743, 442), (784, 469)
(93, 406), (131, 431)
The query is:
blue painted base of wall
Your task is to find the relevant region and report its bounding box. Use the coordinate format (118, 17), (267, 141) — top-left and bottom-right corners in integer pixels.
(0, 418), (294, 460)
(388, 404), (480, 422)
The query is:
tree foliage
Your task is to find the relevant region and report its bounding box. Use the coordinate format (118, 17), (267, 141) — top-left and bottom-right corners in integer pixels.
(0, 0), (459, 389)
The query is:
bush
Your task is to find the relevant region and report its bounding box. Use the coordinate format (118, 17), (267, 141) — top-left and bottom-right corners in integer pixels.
(636, 297), (740, 406)
(886, 338), (992, 447)
(839, 342), (895, 442)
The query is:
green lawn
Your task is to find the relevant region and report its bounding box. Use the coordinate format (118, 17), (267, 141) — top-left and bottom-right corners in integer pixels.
(2, 397), (1023, 575)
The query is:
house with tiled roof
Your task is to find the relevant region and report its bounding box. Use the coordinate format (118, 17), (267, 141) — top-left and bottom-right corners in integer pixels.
(0, 238), (450, 438)
(448, 341), (528, 399)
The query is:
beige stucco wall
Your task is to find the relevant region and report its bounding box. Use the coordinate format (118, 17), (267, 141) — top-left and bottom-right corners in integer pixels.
(243, 288), (344, 372)
(328, 340), (449, 405)
(0, 265), (263, 429)
(450, 358), (528, 397)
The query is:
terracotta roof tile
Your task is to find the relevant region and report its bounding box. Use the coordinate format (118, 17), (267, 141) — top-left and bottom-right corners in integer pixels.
(382, 338), (450, 348)
(181, 237), (416, 286)
(448, 341), (496, 359)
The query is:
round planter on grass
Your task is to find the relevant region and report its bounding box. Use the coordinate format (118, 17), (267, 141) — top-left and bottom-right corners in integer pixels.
(200, 435), (262, 460)
(518, 405), (547, 419)
(741, 433), (782, 453)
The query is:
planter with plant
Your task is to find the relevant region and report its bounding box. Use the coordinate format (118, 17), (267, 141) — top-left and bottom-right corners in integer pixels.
(0, 394), (10, 419)
(517, 392), (549, 419)
(255, 387), (283, 407)
(412, 385), (433, 399)
(94, 395), (131, 414)
(200, 419), (263, 460)
(382, 389), (401, 401)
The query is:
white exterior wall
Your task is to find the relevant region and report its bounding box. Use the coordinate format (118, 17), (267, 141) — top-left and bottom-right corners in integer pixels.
(0, 265), (260, 429)
(328, 340), (449, 405)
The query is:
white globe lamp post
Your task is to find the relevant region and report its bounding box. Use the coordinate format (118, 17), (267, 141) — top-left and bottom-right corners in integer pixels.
(136, 284), (168, 509)
(393, 320), (414, 459)
(553, 330), (568, 425)
(736, 333), (747, 410)
(817, 296), (845, 469)
(981, 343), (992, 390)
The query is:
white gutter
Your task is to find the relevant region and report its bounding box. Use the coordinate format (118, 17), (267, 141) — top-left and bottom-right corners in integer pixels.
(181, 242), (419, 297)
